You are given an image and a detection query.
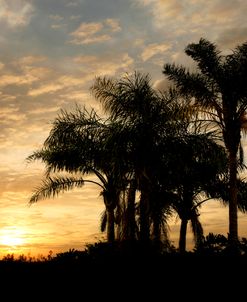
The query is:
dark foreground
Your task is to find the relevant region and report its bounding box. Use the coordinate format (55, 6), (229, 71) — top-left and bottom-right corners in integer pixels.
(0, 249), (246, 300)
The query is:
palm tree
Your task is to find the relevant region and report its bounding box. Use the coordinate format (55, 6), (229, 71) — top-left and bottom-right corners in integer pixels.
(91, 72), (187, 244)
(29, 72), (183, 247)
(163, 38), (247, 248)
(162, 130), (227, 253)
(27, 106), (126, 243)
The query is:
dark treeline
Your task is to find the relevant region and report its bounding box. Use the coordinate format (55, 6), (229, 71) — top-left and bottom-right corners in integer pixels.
(27, 38), (247, 255)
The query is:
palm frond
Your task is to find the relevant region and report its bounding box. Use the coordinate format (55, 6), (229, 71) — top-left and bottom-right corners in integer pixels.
(91, 76), (119, 116)
(29, 175), (85, 204)
(185, 38), (222, 78)
(26, 150), (48, 163)
(163, 64), (216, 109)
(44, 105), (105, 148)
(238, 142), (245, 170)
(91, 71), (157, 122)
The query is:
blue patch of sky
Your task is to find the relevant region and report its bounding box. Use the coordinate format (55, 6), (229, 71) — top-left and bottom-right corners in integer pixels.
(0, 0), (169, 78)
(25, 0), (158, 57)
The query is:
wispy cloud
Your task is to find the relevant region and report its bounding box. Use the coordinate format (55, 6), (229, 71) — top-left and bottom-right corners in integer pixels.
(28, 83), (63, 97)
(73, 52), (134, 76)
(66, 1), (78, 7)
(49, 14), (64, 21)
(0, 106), (25, 122)
(26, 52), (134, 99)
(72, 34), (111, 45)
(69, 21), (107, 44)
(217, 27), (247, 48)
(51, 24), (65, 30)
(0, 0), (34, 28)
(134, 0), (183, 23)
(28, 75), (86, 97)
(69, 18), (121, 45)
(17, 56), (47, 66)
(134, 0), (247, 47)
(70, 15), (81, 21)
(105, 18), (121, 32)
(0, 74), (37, 86)
(0, 56), (50, 88)
(141, 42), (171, 61)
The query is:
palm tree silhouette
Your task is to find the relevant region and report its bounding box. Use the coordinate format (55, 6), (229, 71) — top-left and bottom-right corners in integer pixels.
(169, 133), (228, 252)
(163, 38), (247, 249)
(91, 72), (187, 244)
(28, 69), (247, 253)
(27, 107), (126, 243)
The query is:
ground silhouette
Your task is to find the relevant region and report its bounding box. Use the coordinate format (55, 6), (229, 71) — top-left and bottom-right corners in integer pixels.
(0, 244), (246, 301)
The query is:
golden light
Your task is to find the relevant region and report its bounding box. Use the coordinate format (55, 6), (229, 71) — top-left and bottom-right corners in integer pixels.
(0, 227), (25, 247)
(1, 235), (23, 246)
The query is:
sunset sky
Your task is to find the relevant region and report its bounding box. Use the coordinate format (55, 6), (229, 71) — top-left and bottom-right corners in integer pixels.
(0, 0), (247, 257)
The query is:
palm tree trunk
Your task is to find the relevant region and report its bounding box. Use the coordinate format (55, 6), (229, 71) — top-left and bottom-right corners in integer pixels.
(107, 207), (115, 243)
(127, 179), (136, 241)
(179, 218), (188, 253)
(228, 150), (238, 247)
(140, 190), (150, 243)
(191, 213), (204, 249)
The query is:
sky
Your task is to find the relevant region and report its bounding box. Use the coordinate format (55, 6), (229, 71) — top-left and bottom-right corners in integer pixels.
(0, 0), (247, 258)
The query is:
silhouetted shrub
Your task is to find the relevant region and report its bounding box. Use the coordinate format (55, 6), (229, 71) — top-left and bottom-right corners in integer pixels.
(195, 233), (228, 254)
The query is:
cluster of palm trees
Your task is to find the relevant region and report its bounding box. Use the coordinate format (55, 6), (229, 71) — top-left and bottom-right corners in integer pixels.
(27, 38), (247, 253)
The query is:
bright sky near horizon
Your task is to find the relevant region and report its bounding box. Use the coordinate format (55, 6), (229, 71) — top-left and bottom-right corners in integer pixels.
(0, 0), (247, 258)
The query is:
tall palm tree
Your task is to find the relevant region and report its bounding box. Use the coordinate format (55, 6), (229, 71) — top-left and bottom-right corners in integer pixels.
(163, 38), (247, 248)
(91, 72), (187, 244)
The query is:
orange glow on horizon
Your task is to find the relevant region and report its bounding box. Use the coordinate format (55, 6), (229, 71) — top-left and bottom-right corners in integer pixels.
(1, 235), (24, 247)
(0, 227), (26, 251)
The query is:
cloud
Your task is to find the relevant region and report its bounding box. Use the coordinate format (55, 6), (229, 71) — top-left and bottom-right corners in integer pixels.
(60, 91), (91, 102)
(135, 0), (183, 24)
(0, 0), (34, 28)
(28, 106), (60, 115)
(28, 51), (134, 98)
(105, 18), (121, 32)
(74, 52), (134, 76)
(170, 51), (196, 67)
(17, 57), (51, 79)
(18, 56), (47, 66)
(69, 21), (107, 44)
(153, 78), (172, 91)
(71, 22), (103, 36)
(72, 34), (111, 45)
(141, 42), (171, 61)
(49, 14), (64, 21)
(0, 92), (16, 102)
(0, 106), (26, 123)
(134, 0), (247, 48)
(0, 56), (50, 88)
(28, 83), (63, 97)
(49, 14), (66, 30)
(69, 19), (121, 45)
(70, 15), (81, 21)
(0, 74), (37, 86)
(51, 24), (64, 30)
(58, 75), (86, 86)
(217, 27), (247, 49)
(66, 1), (78, 7)
(28, 75), (87, 97)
